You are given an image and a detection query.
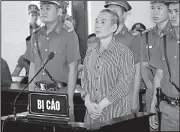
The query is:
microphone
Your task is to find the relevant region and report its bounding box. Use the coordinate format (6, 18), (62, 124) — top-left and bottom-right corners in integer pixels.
(12, 52), (55, 120)
(41, 52), (58, 88)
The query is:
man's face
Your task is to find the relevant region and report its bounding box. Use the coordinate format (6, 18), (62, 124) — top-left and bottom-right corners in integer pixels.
(87, 36), (98, 47)
(168, 3), (179, 27)
(95, 12), (115, 39)
(107, 5), (125, 24)
(40, 4), (60, 23)
(151, 3), (169, 24)
(29, 12), (38, 25)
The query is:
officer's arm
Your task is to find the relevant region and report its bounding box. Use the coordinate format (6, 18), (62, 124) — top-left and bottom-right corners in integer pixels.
(132, 62), (142, 111)
(12, 67), (23, 76)
(150, 69), (163, 110)
(133, 63), (142, 93)
(68, 61), (79, 101)
(28, 62), (36, 91)
(141, 62), (153, 89)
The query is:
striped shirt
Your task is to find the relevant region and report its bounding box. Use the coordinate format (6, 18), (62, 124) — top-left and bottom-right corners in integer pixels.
(81, 38), (135, 124)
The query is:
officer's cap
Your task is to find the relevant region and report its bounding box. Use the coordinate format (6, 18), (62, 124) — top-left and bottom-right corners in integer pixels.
(40, 1), (69, 9)
(131, 23), (146, 32)
(151, 1), (167, 4)
(164, 1), (180, 6)
(28, 4), (39, 15)
(104, 1), (132, 11)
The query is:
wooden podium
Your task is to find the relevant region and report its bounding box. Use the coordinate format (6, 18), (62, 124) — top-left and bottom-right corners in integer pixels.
(1, 112), (154, 132)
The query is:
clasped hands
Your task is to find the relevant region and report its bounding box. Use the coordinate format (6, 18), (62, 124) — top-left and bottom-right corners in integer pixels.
(85, 95), (106, 120)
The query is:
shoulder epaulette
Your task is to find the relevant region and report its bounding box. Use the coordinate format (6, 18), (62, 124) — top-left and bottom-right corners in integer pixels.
(32, 26), (43, 34)
(142, 28), (153, 34)
(128, 29), (135, 35)
(142, 28), (153, 35)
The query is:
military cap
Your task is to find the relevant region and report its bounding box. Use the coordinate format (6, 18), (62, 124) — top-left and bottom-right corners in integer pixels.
(151, 1), (168, 4)
(28, 4), (39, 14)
(131, 23), (146, 32)
(164, 1), (180, 6)
(104, 1), (132, 11)
(40, 1), (69, 9)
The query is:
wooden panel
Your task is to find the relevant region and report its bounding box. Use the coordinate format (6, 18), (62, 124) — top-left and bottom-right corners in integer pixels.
(72, 1), (88, 60)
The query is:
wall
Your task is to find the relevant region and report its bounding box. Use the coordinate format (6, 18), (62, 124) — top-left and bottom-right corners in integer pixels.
(87, 1), (155, 34)
(1, 1), (30, 75)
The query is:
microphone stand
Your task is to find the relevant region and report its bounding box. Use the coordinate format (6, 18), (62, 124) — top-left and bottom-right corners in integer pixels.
(156, 87), (162, 132)
(13, 54), (53, 120)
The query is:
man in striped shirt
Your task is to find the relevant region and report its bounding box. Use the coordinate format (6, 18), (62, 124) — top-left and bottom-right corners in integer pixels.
(81, 9), (135, 124)
(104, 1), (144, 112)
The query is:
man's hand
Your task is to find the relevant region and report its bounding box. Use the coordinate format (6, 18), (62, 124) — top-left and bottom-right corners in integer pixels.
(85, 101), (102, 120)
(84, 95), (102, 119)
(149, 106), (158, 130)
(69, 99), (75, 122)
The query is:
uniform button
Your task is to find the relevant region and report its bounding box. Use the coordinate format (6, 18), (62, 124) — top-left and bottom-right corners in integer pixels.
(177, 41), (179, 44)
(174, 56), (177, 58)
(47, 37), (49, 40)
(45, 49), (48, 51)
(54, 52), (56, 54)
(42, 72), (45, 75)
(97, 66), (99, 68)
(149, 45), (152, 48)
(96, 77), (98, 79)
(163, 58), (165, 60)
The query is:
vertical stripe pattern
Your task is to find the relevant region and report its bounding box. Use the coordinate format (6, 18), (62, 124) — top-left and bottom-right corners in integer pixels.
(81, 38), (135, 124)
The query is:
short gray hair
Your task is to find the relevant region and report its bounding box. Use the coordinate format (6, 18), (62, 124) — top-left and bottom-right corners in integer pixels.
(100, 9), (119, 28)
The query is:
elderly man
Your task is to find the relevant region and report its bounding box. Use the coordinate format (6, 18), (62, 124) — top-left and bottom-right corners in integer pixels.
(81, 9), (135, 124)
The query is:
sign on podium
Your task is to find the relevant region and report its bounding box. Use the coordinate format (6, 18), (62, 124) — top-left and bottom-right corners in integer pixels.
(28, 92), (70, 122)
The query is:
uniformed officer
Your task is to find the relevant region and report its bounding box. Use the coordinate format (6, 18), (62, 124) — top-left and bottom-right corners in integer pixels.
(12, 4), (40, 79)
(28, 4), (40, 35)
(140, 1), (173, 115)
(104, 1), (144, 112)
(149, 1), (179, 131)
(24, 1), (81, 121)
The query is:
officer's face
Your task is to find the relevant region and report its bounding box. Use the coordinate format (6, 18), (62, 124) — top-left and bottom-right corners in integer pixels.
(107, 5), (125, 24)
(95, 12), (116, 39)
(151, 3), (169, 24)
(168, 3), (179, 27)
(87, 36), (99, 47)
(40, 4), (61, 23)
(29, 12), (38, 25)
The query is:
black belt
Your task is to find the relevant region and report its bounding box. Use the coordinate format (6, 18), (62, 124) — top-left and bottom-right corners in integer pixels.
(160, 91), (180, 107)
(35, 81), (67, 91)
